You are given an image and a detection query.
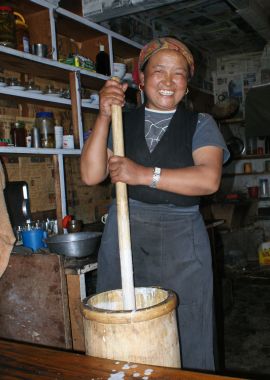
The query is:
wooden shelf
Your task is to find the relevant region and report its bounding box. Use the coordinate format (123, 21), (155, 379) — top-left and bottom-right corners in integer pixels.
(0, 46), (106, 90)
(0, 87), (71, 107)
(0, 0), (142, 224)
(233, 154), (270, 160)
(56, 10), (105, 42)
(223, 172), (270, 177)
(0, 147), (81, 155)
(220, 118), (244, 124)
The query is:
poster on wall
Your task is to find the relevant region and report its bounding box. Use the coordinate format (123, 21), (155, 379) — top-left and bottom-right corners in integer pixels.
(228, 74), (244, 117)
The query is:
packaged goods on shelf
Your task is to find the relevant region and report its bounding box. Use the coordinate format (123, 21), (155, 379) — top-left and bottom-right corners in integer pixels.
(60, 54), (95, 71)
(258, 242), (270, 265)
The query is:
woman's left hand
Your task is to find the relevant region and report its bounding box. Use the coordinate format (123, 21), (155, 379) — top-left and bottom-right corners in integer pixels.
(108, 156), (148, 185)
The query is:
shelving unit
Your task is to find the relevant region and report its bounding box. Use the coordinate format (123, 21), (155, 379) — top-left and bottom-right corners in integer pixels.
(233, 155), (270, 160)
(0, 0), (142, 229)
(223, 172), (270, 177)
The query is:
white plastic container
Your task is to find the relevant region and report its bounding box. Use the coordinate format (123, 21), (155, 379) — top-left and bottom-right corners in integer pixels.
(54, 125), (63, 149)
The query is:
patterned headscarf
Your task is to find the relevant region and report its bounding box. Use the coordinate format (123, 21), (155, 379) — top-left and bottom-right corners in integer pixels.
(138, 37), (194, 78)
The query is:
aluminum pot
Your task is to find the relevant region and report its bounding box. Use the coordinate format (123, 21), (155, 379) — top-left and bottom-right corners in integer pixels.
(45, 231), (102, 258)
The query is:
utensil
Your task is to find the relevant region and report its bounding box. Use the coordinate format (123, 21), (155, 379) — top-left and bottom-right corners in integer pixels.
(32, 43), (48, 58)
(45, 231), (102, 257)
(111, 76), (135, 310)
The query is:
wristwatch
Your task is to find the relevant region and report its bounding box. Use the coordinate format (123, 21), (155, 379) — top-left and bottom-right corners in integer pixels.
(150, 167), (161, 188)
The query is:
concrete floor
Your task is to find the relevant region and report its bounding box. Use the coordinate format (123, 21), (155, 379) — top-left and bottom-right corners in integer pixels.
(221, 267), (270, 379)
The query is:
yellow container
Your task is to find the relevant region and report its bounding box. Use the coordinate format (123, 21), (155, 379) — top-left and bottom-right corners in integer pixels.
(258, 242), (270, 265)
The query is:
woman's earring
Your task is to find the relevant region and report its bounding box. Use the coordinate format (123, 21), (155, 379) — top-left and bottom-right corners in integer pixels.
(185, 87), (189, 95)
(139, 83), (145, 103)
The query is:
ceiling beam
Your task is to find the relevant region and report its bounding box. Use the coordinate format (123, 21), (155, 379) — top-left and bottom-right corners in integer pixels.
(83, 0), (184, 22)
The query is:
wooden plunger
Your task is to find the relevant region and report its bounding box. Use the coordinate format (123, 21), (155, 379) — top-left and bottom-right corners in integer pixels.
(111, 78), (136, 310)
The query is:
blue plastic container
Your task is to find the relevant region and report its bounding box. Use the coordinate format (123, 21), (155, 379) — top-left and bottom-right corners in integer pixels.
(22, 229), (46, 251)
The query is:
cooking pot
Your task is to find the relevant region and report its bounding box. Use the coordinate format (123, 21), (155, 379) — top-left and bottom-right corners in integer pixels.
(226, 136), (245, 157)
(224, 136), (245, 166)
(45, 231), (102, 258)
(211, 94), (239, 120)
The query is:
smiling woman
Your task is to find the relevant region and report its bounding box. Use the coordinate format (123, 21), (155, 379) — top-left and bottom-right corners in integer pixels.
(139, 50), (188, 111)
(80, 36), (230, 372)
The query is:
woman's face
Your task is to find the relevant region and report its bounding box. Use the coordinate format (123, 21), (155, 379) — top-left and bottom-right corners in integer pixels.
(140, 49), (189, 111)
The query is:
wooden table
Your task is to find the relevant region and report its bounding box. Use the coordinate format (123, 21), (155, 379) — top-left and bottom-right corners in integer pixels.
(0, 339), (245, 380)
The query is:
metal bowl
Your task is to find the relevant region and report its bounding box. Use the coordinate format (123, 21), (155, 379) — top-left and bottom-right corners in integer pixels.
(45, 231), (102, 258)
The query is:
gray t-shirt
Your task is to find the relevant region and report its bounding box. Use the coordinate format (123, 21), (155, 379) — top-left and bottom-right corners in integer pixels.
(108, 110), (230, 163)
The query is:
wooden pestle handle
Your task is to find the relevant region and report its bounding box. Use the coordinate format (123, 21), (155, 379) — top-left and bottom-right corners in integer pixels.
(111, 77), (136, 310)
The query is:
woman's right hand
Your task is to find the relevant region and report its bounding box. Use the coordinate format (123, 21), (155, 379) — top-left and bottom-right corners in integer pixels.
(99, 79), (128, 119)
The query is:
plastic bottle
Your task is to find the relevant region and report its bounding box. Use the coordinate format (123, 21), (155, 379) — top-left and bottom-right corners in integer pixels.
(14, 12), (30, 53)
(10, 121), (26, 147)
(95, 44), (110, 76)
(54, 120), (63, 149)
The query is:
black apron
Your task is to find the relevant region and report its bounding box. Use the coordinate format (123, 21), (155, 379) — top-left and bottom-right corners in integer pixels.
(96, 198), (215, 371)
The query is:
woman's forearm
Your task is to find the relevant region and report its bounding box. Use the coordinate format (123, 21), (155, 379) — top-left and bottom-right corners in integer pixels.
(80, 114), (111, 185)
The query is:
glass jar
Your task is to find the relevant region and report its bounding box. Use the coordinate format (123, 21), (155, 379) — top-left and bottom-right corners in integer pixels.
(0, 6), (16, 48)
(14, 12), (30, 53)
(10, 121), (26, 147)
(259, 178), (269, 198)
(35, 112), (55, 148)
